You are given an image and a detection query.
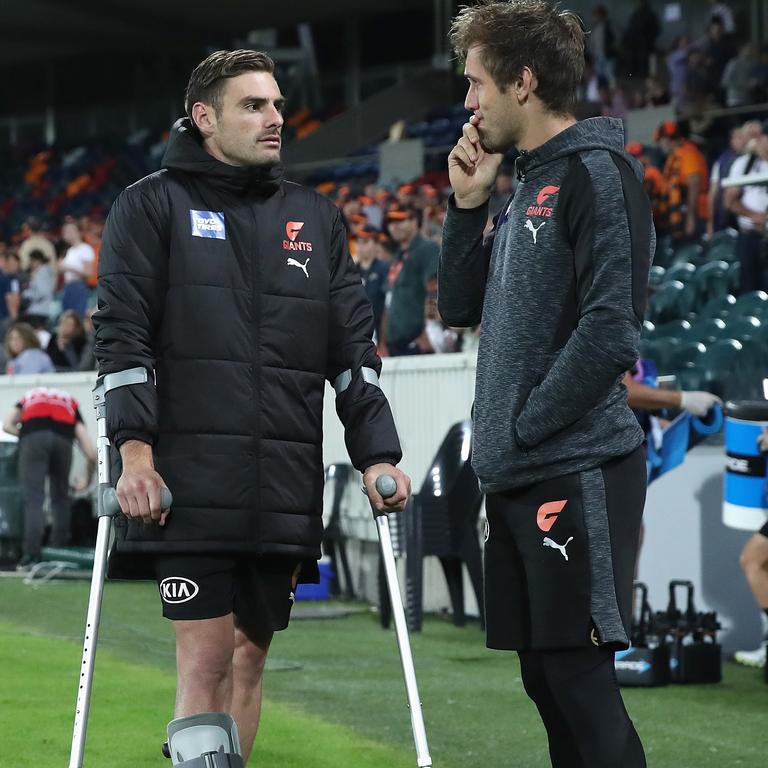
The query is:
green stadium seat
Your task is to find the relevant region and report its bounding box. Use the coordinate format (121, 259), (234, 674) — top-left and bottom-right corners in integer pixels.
(673, 243), (705, 265)
(733, 290), (768, 318)
(676, 365), (708, 392)
(665, 262), (697, 283)
(664, 341), (707, 375)
(699, 293), (737, 319)
(707, 241), (737, 264)
(724, 315), (762, 341)
(652, 245), (676, 270)
(700, 338), (744, 399)
(648, 265), (666, 288)
(639, 337), (681, 371)
(708, 228), (738, 249)
(641, 320), (656, 339)
(647, 280), (687, 324)
(653, 319), (693, 340)
(693, 260), (730, 305)
(689, 317), (727, 344)
(727, 262), (741, 293)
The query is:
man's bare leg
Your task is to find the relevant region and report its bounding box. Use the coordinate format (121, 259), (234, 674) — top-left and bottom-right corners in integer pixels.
(174, 614), (236, 716)
(230, 625), (273, 762)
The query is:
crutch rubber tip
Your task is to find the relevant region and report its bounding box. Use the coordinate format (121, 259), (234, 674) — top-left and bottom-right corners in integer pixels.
(375, 474), (397, 499)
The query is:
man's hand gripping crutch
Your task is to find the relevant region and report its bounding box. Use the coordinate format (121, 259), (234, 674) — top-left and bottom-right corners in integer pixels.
(364, 469), (433, 768)
(69, 366), (172, 768)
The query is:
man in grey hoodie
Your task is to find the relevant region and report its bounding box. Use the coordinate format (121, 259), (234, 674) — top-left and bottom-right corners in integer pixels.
(440, 3), (654, 766)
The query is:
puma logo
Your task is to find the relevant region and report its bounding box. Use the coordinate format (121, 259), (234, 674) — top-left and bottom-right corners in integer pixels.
(525, 219), (546, 244)
(543, 536), (574, 561)
(287, 257), (310, 278)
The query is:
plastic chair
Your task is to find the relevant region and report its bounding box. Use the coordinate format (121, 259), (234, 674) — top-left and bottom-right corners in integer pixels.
(699, 293), (737, 319)
(647, 280), (687, 324)
(409, 420), (485, 630)
(648, 265), (667, 289)
(708, 228), (738, 249)
(733, 290), (768, 318)
(665, 262), (697, 284)
(724, 315), (762, 342)
(693, 260), (730, 305)
(689, 317), (727, 345)
(653, 319), (693, 340)
(673, 243), (705, 265)
(664, 341), (708, 375)
(707, 241), (737, 264)
(700, 339), (744, 399)
(639, 337), (682, 372)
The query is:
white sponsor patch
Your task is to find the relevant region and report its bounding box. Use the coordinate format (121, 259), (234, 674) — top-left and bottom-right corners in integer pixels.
(160, 576), (200, 604)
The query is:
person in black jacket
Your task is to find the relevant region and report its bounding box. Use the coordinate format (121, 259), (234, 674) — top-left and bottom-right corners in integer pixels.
(441, 3), (653, 767)
(94, 49), (410, 762)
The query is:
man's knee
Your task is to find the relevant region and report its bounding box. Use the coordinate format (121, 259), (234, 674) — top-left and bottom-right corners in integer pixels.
(175, 617), (235, 682)
(232, 627), (272, 684)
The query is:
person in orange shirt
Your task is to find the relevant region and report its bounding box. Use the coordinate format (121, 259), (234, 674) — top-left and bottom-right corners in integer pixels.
(626, 142), (667, 230)
(657, 120), (709, 241)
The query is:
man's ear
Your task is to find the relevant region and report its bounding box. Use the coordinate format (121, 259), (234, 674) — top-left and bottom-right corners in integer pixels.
(191, 102), (216, 137)
(516, 67), (537, 105)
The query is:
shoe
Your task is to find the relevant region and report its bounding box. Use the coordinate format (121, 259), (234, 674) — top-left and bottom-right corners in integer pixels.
(162, 741), (170, 759)
(734, 644), (766, 668)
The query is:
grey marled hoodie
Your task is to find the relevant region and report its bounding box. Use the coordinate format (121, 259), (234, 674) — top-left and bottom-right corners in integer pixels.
(439, 117), (655, 492)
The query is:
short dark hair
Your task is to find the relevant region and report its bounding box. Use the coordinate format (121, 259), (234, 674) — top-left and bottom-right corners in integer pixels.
(449, 0), (586, 116)
(185, 49), (275, 119)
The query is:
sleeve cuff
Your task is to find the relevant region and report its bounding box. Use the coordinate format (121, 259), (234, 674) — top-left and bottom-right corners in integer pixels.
(113, 430), (155, 449)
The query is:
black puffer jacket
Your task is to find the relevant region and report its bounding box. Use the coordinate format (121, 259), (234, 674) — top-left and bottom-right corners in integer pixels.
(95, 119), (401, 564)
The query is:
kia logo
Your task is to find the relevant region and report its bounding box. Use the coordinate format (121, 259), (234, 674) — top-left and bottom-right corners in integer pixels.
(160, 577), (199, 604)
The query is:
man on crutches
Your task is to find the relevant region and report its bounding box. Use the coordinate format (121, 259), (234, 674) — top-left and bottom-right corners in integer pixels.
(92, 49), (410, 766)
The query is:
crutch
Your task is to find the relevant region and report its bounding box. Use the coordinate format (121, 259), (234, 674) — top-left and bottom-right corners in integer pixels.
(370, 475), (432, 767)
(69, 368), (172, 768)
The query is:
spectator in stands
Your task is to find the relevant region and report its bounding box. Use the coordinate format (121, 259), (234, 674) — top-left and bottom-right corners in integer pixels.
(3, 387), (96, 569)
(423, 290), (460, 354)
(380, 206), (439, 356)
(20, 249), (55, 328)
(638, 75), (670, 108)
(597, 77), (627, 119)
(683, 47), (714, 113)
(733, 429), (768, 671)
(588, 5), (617, 83)
(626, 142), (666, 227)
(667, 35), (693, 111)
(621, 0), (660, 80)
(77, 307), (97, 372)
(46, 310), (88, 371)
(701, 17), (733, 88)
(751, 44), (768, 103)
(353, 225), (389, 342)
(709, 0), (736, 35)
(5, 322), (54, 375)
(578, 53), (601, 104)
(707, 124), (748, 238)
(0, 248), (21, 338)
(721, 42), (758, 108)
(18, 217), (56, 273)
(59, 220), (94, 317)
(724, 129), (768, 294)
(659, 120), (709, 241)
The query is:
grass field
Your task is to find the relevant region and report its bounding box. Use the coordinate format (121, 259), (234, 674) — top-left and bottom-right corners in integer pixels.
(0, 576), (765, 767)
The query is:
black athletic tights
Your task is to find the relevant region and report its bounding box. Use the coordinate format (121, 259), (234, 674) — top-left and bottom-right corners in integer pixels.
(518, 646), (646, 768)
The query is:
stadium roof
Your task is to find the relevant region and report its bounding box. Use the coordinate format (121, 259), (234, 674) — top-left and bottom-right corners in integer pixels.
(1, 0), (434, 63)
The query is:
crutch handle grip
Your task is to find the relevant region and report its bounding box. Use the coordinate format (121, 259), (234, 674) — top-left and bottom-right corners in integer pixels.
(103, 487), (173, 517)
(375, 474), (398, 499)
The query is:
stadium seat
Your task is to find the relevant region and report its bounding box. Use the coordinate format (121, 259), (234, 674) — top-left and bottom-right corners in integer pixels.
(733, 290), (768, 318)
(665, 261), (697, 283)
(664, 341), (707, 375)
(647, 280), (688, 324)
(699, 293), (737, 319)
(676, 365), (708, 392)
(707, 241), (737, 264)
(673, 243), (704, 265)
(648, 265), (666, 288)
(639, 337), (682, 371)
(693, 260), (730, 305)
(653, 319), (693, 340)
(727, 262), (741, 293)
(700, 338), (744, 399)
(641, 320), (656, 339)
(708, 228), (738, 249)
(653, 246), (676, 270)
(724, 315), (762, 342)
(689, 317), (727, 344)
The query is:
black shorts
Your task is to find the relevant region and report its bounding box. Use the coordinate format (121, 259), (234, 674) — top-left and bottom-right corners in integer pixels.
(154, 554), (300, 631)
(759, 520), (768, 538)
(484, 447), (646, 652)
